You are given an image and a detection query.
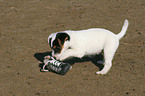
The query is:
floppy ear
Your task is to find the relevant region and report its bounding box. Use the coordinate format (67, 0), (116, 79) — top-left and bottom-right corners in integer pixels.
(51, 33), (70, 53)
(56, 33), (70, 46)
(57, 36), (68, 47)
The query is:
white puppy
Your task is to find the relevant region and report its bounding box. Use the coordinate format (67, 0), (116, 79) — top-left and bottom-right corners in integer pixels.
(48, 19), (129, 75)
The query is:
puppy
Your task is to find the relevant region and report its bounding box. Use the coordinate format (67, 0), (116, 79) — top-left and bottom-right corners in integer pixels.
(47, 19), (129, 75)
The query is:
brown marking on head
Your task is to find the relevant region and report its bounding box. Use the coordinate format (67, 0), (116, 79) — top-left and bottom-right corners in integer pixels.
(53, 45), (56, 49)
(57, 38), (62, 46)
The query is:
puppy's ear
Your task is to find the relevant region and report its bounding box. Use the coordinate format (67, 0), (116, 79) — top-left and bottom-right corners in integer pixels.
(57, 36), (69, 47)
(52, 33), (70, 53)
(56, 33), (70, 46)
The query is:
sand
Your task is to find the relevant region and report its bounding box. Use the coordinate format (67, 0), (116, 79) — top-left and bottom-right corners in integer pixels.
(0, 0), (144, 96)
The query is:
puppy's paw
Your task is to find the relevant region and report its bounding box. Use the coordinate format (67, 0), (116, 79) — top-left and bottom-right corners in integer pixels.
(59, 58), (64, 61)
(44, 55), (51, 59)
(96, 71), (107, 75)
(59, 55), (67, 61)
(55, 56), (60, 60)
(53, 54), (61, 60)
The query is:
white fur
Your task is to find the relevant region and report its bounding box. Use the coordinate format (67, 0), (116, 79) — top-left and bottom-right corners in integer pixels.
(48, 19), (129, 75)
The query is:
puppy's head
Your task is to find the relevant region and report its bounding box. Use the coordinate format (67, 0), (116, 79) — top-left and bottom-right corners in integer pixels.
(48, 32), (70, 55)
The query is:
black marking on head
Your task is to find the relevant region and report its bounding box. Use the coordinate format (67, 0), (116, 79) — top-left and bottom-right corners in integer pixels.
(49, 38), (52, 47)
(52, 32), (70, 53)
(52, 39), (61, 53)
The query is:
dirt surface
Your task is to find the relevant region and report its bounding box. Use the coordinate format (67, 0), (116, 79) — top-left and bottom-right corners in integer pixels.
(0, 0), (145, 96)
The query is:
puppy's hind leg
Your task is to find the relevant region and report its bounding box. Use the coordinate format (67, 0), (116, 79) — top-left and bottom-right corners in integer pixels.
(97, 60), (104, 64)
(96, 60), (112, 75)
(96, 41), (119, 75)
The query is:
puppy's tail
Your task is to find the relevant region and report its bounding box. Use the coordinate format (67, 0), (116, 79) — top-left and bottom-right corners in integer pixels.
(117, 19), (129, 39)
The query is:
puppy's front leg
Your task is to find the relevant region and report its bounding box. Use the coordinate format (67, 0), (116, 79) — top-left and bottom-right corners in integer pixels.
(59, 49), (84, 61)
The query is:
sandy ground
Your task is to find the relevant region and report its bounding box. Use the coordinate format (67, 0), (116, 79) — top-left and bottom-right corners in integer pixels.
(0, 0), (145, 96)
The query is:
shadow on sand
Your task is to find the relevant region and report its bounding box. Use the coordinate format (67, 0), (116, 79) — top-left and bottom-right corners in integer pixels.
(34, 51), (104, 71)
